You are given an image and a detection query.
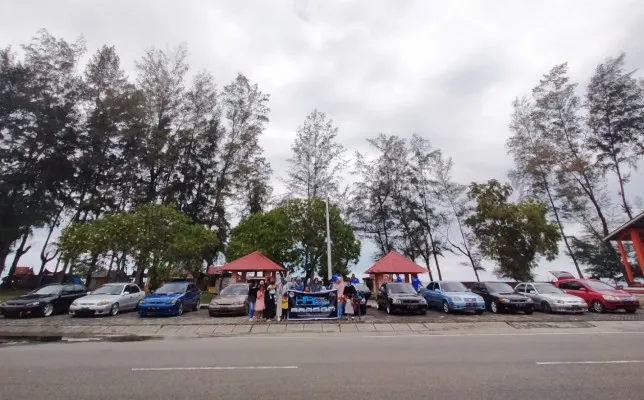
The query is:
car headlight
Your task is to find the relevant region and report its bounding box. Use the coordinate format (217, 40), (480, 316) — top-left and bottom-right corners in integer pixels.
(603, 295), (617, 301)
(209, 301), (219, 306)
(233, 301), (245, 305)
(393, 299), (402, 304)
(419, 298), (427, 305)
(170, 299), (178, 304)
(498, 297), (510, 303)
(525, 298), (533, 303)
(26, 302), (41, 307)
(0, 302), (5, 307)
(452, 296), (462, 301)
(477, 296), (484, 302)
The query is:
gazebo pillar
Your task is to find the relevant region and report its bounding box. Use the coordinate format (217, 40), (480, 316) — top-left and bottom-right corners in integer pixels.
(630, 228), (644, 279)
(617, 239), (635, 283)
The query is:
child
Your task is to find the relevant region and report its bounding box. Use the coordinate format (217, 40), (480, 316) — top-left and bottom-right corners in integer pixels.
(255, 282), (265, 321)
(281, 295), (288, 321)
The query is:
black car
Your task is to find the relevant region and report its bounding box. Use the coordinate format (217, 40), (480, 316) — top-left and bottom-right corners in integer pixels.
(470, 282), (534, 314)
(377, 282), (427, 315)
(0, 284), (88, 318)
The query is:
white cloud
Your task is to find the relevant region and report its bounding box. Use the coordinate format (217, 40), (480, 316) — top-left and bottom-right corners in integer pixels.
(2, 0), (644, 281)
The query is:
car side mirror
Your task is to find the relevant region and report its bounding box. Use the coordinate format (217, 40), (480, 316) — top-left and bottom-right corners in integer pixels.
(123, 291), (130, 295)
(435, 289), (442, 293)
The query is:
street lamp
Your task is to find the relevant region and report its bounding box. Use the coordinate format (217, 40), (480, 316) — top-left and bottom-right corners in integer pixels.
(324, 190), (332, 281)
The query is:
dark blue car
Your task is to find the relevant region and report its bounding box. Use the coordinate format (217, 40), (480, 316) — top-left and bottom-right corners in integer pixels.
(138, 281), (201, 317)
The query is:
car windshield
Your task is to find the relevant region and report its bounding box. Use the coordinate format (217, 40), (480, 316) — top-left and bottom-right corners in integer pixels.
(486, 282), (514, 293)
(354, 284), (368, 292)
(32, 285), (63, 295)
(156, 283), (187, 294)
(442, 282), (467, 292)
(92, 285), (124, 295)
(387, 283), (417, 294)
(533, 284), (562, 294)
(220, 285), (248, 296)
(585, 280), (617, 291)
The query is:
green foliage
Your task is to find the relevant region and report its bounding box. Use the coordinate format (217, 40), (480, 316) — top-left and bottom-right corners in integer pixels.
(58, 204), (218, 286)
(568, 236), (623, 279)
(227, 198), (360, 278)
(465, 179), (560, 281)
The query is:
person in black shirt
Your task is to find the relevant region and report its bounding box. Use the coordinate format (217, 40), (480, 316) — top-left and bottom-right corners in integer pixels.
(343, 283), (357, 320)
(247, 282), (258, 322)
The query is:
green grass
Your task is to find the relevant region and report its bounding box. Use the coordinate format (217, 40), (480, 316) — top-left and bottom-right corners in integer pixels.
(0, 290), (27, 303)
(201, 292), (216, 305)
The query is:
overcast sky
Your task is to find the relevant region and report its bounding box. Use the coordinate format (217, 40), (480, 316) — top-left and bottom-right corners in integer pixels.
(2, 0), (644, 281)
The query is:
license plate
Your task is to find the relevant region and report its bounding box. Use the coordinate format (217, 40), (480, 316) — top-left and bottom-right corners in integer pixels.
(150, 307), (158, 310)
(466, 302), (476, 307)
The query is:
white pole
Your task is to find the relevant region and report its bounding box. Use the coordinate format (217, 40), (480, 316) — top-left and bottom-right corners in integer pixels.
(325, 193), (333, 281)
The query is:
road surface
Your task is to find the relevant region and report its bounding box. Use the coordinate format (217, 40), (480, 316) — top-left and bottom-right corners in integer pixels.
(1, 330), (643, 399)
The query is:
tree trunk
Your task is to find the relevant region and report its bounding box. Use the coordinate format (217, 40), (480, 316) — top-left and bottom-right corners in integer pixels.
(614, 159), (633, 220)
(1, 231), (31, 289)
(0, 242), (10, 278)
(106, 252), (116, 283)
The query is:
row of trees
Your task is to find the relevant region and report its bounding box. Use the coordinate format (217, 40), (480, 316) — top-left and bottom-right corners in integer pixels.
(2, 29), (643, 285)
(1, 30), (272, 285)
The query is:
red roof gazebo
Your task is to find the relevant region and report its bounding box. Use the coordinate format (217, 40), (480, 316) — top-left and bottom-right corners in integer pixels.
(207, 251), (286, 284)
(604, 210), (644, 287)
(365, 251), (428, 293)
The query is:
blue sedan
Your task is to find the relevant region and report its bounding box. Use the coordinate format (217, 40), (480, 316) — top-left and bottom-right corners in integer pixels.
(423, 281), (485, 314)
(138, 281), (201, 317)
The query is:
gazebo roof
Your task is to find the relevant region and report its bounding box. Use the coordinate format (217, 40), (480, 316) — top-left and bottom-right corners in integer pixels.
(207, 251), (285, 274)
(364, 251), (427, 274)
(604, 209), (644, 241)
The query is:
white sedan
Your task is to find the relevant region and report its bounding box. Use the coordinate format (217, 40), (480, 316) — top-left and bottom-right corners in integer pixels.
(69, 283), (145, 317)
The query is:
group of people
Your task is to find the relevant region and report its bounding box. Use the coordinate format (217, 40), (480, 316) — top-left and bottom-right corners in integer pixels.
(245, 273), (365, 322)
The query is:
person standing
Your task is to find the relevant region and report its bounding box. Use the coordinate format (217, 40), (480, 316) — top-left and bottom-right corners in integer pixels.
(254, 282), (266, 321)
(332, 277), (346, 319)
(311, 277), (322, 292)
(247, 281), (258, 322)
(344, 281), (358, 321)
(411, 274), (421, 292)
(395, 274), (403, 283)
(350, 274), (359, 284)
(265, 278), (277, 321)
(275, 274), (284, 322)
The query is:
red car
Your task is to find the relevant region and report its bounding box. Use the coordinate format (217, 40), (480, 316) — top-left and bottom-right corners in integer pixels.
(551, 271), (639, 313)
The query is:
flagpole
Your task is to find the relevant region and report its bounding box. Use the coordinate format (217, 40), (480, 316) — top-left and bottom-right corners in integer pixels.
(325, 191), (332, 281)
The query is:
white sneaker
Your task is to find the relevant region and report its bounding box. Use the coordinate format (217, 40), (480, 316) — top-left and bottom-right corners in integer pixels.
(249, 318), (253, 322)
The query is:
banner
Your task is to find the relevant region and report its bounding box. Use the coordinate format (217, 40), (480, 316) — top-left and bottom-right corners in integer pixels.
(287, 289), (338, 320)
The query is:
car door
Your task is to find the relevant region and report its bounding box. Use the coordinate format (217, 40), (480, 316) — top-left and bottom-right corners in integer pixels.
(57, 284), (78, 312)
(188, 284), (200, 307)
(432, 282), (444, 307)
(127, 284), (143, 310)
(563, 281), (591, 305)
(521, 284), (540, 306)
(377, 284), (388, 308)
(472, 283), (491, 306)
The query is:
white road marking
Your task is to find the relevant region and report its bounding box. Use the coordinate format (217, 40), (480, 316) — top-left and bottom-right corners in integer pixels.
(536, 360), (643, 365)
(132, 366), (298, 371)
(362, 331), (644, 339)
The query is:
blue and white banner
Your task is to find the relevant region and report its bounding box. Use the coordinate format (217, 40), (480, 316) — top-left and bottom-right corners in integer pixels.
(287, 289), (338, 320)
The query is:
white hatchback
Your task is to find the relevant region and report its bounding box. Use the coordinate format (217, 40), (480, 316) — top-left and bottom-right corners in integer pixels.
(69, 283), (146, 317)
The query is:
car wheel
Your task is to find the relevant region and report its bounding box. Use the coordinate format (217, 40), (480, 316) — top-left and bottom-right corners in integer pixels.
(386, 303), (393, 314)
(177, 303), (184, 316)
(42, 303), (53, 317)
(208, 311), (217, 317)
(110, 303), (119, 316)
(542, 302), (552, 313)
(442, 300), (450, 314)
(377, 301), (382, 311)
(420, 309), (427, 315)
(490, 301), (499, 314)
(592, 300), (605, 313)
(193, 299), (200, 311)
(625, 308), (637, 314)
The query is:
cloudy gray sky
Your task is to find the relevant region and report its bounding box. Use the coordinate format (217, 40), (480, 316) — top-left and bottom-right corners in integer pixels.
(3, 0), (644, 281)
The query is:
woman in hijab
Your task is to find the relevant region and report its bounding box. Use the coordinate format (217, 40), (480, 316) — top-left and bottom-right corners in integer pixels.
(332, 277), (346, 319)
(265, 277), (277, 321)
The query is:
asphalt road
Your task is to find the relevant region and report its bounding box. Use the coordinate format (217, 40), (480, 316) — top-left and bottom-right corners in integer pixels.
(1, 331), (643, 400)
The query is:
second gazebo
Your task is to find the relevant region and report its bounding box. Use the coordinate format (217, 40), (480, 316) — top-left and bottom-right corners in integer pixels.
(364, 251), (428, 294)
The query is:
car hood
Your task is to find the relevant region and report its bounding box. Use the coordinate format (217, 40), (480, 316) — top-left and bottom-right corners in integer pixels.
(74, 295), (119, 304)
(4, 293), (57, 305)
(539, 293), (584, 302)
(210, 295), (246, 305)
(144, 293), (184, 303)
(491, 292), (527, 300)
(389, 293), (423, 300)
(444, 291), (480, 299)
(596, 289), (632, 298)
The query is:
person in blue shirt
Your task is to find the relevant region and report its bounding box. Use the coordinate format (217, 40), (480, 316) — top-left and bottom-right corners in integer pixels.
(350, 274), (360, 284)
(295, 277), (304, 291)
(395, 274), (403, 283)
(411, 274), (421, 292)
(331, 273), (339, 284)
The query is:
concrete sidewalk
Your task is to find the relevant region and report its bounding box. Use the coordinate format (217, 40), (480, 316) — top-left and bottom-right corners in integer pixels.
(3, 320), (644, 340)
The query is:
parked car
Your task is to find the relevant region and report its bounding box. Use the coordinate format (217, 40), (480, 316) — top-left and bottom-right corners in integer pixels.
(376, 282), (427, 315)
(470, 282), (534, 314)
(553, 277), (639, 313)
(353, 283), (372, 315)
(208, 283), (249, 316)
(423, 281), (485, 314)
(0, 283), (88, 318)
(138, 281), (201, 317)
(514, 282), (587, 314)
(69, 283), (146, 317)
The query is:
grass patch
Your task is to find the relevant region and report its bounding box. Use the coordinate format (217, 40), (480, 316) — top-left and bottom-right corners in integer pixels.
(201, 291), (216, 304)
(0, 290), (27, 303)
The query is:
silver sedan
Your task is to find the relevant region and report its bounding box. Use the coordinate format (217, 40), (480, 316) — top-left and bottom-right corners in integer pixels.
(69, 283), (146, 317)
(515, 282), (588, 313)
